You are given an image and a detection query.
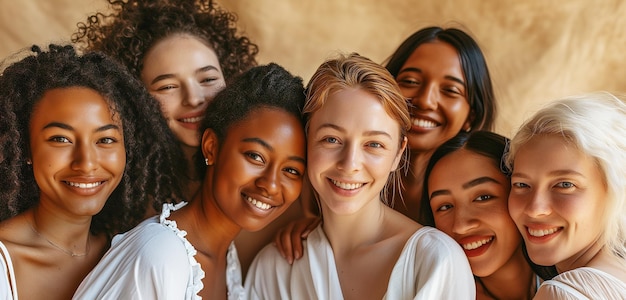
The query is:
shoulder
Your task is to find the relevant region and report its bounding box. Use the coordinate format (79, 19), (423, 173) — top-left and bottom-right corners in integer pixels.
(536, 267), (626, 299)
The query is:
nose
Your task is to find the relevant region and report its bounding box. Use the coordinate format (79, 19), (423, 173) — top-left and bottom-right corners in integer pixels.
(182, 82), (206, 107)
(71, 142), (97, 172)
(409, 84), (438, 111)
(336, 142), (362, 173)
(523, 190), (552, 218)
(256, 166), (280, 197)
(451, 206), (479, 235)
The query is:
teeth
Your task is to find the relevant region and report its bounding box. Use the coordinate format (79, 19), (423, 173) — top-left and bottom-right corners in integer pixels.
(412, 118), (437, 128)
(528, 227), (559, 237)
(66, 181), (102, 189)
(330, 179), (364, 190)
(462, 237), (493, 250)
(180, 116), (202, 123)
(246, 196), (271, 210)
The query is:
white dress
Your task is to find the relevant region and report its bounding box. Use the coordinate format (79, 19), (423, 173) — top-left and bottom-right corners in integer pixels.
(534, 267), (626, 299)
(245, 225), (475, 299)
(0, 241), (17, 300)
(73, 202), (244, 300)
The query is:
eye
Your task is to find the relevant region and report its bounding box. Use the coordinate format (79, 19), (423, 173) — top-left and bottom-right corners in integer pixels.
(512, 182), (529, 189)
(474, 194), (493, 201)
(98, 137), (118, 144)
(49, 136), (70, 143)
(436, 204), (453, 212)
(246, 152), (264, 163)
(156, 84), (176, 91)
(284, 167), (302, 177)
(324, 137), (339, 144)
(200, 77), (218, 84)
(555, 181), (575, 189)
(367, 142), (383, 148)
(397, 78), (421, 87)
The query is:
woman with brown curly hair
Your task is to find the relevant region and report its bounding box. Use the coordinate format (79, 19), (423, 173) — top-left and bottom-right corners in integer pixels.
(73, 0), (259, 202)
(0, 44), (183, 300)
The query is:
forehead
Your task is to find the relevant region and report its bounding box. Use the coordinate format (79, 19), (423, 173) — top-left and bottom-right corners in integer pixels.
(226, 107), (304, 141)
(31, 87), (118, 126)
(141, 34), (221, 74)
(310, 88), (401, 135)
(402, 40), (464, 76)
(430, 149), (504, 183)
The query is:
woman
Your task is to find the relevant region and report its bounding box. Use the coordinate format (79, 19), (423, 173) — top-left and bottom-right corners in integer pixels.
(506, 92), (626, 299)
(422, 131), (541, 299)
(0, 44), (182, 299)
(73, 63), (307, 299)
(276, 26), (498, 264)
(246, 53), (474, 299)
(385, 26), (497, 220)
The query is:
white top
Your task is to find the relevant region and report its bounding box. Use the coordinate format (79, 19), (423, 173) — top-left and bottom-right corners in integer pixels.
(535, 267), (626, 299)
(0, 241), (17, 300)
(245, 225), (475, 299)
(73, 202), (244, 300)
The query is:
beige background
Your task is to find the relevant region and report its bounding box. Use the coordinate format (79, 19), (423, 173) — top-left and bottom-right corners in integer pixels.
(2, 0), (625, 136)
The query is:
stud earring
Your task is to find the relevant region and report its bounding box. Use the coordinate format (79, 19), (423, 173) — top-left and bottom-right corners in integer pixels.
(205, 158), (209, 166)
(26, 159), (32, 165)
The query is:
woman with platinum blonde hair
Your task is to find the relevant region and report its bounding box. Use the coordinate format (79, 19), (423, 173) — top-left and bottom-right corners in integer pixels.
(506, 91), (626, 299)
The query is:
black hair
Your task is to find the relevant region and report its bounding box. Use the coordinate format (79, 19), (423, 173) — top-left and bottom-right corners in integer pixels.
(0, 44), (184, 236)
(384, 26), (496, 131)
(196, 63), (306, 174)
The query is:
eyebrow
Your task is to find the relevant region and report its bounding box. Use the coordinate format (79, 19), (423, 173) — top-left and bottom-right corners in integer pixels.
(149, 65), (220, 85)
(43, 122), (120, 133)
(429, 176), (500, 199)
(242, 137), (306, 164)
(511, 170), (585, 178)
(317, 123), (392, 139)
(397, 67), (465, 86)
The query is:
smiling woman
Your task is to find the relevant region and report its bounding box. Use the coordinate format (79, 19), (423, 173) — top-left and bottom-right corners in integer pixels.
(72, 63), (307, 300)
(0, 44), (183, 300)
(506, 92), (626, 299)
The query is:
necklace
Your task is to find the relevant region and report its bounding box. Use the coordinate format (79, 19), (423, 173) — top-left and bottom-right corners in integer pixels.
(27, 219), (90, 257)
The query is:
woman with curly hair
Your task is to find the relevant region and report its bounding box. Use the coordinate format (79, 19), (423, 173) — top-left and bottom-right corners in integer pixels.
(74, 63), (307, 300)
(0, 44), (183, 299)
(72, 0), (259, 202)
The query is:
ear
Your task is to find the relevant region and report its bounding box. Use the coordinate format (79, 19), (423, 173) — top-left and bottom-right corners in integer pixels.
(391, 136), (408, 171)
(462, 109), (476, 132)
(201, 129), (219, 166)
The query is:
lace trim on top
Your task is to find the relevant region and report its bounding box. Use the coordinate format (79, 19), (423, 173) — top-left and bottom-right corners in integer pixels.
(226, 242), (244, 300)
(160, 202), (204, 299)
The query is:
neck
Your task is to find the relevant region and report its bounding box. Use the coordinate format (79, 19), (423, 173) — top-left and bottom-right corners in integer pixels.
(321, 198), (388, 255)
(172, 185), (241, 259)
(478, 245), (535, 300)
(394, 151), (432, 222)
(556, 236), (606, 273)
(28, 205), (92, 256)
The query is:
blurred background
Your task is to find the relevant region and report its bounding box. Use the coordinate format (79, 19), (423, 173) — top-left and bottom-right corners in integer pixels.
(2, 0), (625, 136)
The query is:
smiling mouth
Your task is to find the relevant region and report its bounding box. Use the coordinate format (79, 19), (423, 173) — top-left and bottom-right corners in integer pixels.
(462, 237), (493, 250)
(179, 116), (202, 123)
(64, 181), (104, 189)
(528, 227), (561, 237)
(412, 118), (438, 128)
(330, 179), (364, 190)
(245, 195), (272, 210)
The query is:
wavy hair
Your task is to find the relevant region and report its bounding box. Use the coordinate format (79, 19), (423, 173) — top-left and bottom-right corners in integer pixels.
(0, 44), (184, 236)
(72, 0), (258, 81)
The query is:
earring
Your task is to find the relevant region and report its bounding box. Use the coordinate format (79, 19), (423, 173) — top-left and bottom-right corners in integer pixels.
(204, 157), (209, 166)
(26, 159), (32, 165)
(465, 127), (471, 133)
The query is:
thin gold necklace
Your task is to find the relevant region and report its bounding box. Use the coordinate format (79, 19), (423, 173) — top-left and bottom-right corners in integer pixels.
(27, 218), (90, 257)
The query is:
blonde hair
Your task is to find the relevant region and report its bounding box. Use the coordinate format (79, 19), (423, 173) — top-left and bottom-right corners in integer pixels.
(506, 91), (626, 259)
(304, 53), (410, 206)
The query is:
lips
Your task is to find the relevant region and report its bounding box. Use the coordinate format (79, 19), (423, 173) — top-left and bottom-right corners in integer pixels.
(458, 235), (494, 257)
(330, 179), (364, 190)
(412, 118), (438, 128)
(64, 181), (105, 189)
(246, 195), (272, 210)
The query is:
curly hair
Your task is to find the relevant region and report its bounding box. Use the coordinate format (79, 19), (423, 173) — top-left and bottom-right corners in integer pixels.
(195, 63), (306, 175)
(72, 0), (258, 81)
(0, 44), (185, 236)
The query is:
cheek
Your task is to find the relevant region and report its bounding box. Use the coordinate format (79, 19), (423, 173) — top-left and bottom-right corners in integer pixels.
(150, 94), (178, 118)
(444, 101), (471, 126)
(283, 179), (304, 204)
(433, 215), (454, 236)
